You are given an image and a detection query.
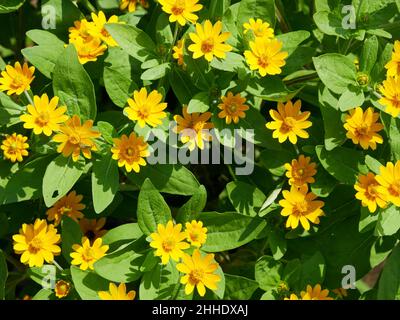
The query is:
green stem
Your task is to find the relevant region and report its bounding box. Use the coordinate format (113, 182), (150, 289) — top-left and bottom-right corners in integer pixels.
(283, 72), (319, 86)
(275, 0), (290, 33)
(227, 164), (237, 182)
(293, 144), (300, 155)
(5, 253), (26, 273)
(168, 22), (180, 61)
(24, 90), (33, 105)
(79, 0), (97, 13)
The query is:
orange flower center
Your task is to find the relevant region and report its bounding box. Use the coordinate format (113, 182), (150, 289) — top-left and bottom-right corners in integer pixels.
(354, 125), (370, 137)
(257, 55), (269, 68)
(227, 102), (238, 114)
(12, 74), (26, 88)
(201, 39), (214, 53)
(366, 184), (379, 199)
(8, 142), (19, 154)
(388, 183), (400, 197)
(190, 231), (200, 242)
(162, 239), (175, 252)
(28, 237), (43, 254)
(58, 206), (72, 216)
(254, 28), (265, 37)
(294, 168), (305, 178)
(392, 94), (400, 109)
(35, 112), (50, 127)
(82, 247), (95, 262)
(171, 1), (185, 15)
(293, 201), (309, 216)
(138, 106), (150, 119)
(281, 117), (296, 133)
(123, 146), (139, 160)
(68, 133), (81, 145)
(188, 269), (204, 285)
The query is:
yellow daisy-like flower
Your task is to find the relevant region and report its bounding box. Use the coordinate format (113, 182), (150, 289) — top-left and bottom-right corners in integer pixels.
(124, 87), (168, 128)
(188, 20), (232, 62)
(332, 288), (348, 299)
(149, 220), (190, 265)
(70, 237), (109, 271)
(20, 94), (68, 136)
(385, 40), (400, 78)
(55, 280), (71, 299)
(53, 115), (101, 162)
(12, 219), (61, 268)
(354, 173), (387, 213)
(343, 107), (384, 150)
(0, 62), (35, 96)
(284, 155), (317, 187)
(379, 76), (400, 117)
(1, 133), (29, 163)
(244, 37), (288, 76)
(46, 191), (86, 226)
(284, 293), (300, 300)
(111, 132), (150, 173)
(185, 220), (207, 247)
(266, 100), (312, 144)
(243, 18), (274, 39)
(300, 284), (333, 300)
(120, 0), (149, 12)
(173, 39), (185, 66)
(98, 283), (136, 300)
(217, 92), (249, 124)
(88, 11), (120, 47)
(68, 19), (93, 42)
(279, 185), (324, 231)
(376, 161), (400, 207)
(70, 37), (108, 65)
(173, 106), (214, 151)
(159, 0), (203, 26)
(176, 249), (221, 297)
(79, 218), (108, 241)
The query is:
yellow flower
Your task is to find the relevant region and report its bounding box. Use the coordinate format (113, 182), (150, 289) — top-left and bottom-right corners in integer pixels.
(149, 220), (190, 265)
(68, 19), (93, 42)
(120, 0), (149, 12)
(244, 37), (288, 76)
(332, 288), (348, 299)
(243, 18), (274, 39)
(173, 39), (185, 66)
(188, 20), (232, 62)
(1, 133), (29, 163)
(88, 11), (120, 47)
(284, 155), (317, 187)
(279, 185), (324, 231)
(379, 76), (400, 117)
(266, 100), (312, 144)
(111, 132), (150, 173)
(0, 62), (35, 96)
(185, 220), (207, 247)
(284, 293), (300, 300)
(376, 161), (400, 206)
(53, 115), (101, 162)
(98, 283), (136, 300)
(159, 0), (202, 26)
(354, 172), (387, 213)
(173, 106), (214, 151)
(55, 280), (71, 299)
(46, 191), (86, 226)
(20, 94), (68, 136)
(385, 40), (400, 78)
(79, 218), (108, 241)
(12, 219), (61, 268)
(300, 284), (333, 300)
(70, 237), (109, 270)
(69, 37), (108, 65)
(217, 91), (249, 124)
(124, 87), (168, 128)
(343, 107), (384, 150)
(176, 249), (221, 297)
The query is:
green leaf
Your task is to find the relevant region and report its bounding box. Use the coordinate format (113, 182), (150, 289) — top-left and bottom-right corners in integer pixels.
(92, 153), (119, 214)
(359, 207), (378, 233)
(268, 229), (287, 260)
(255, 256), (282, 291)
(156, 14), (173, 45)
(0, 250), (7, 300)
(184, 52), (215, 91)
(105, 23), (157, 62)
(70, 266), (109, 300)
(311, 166), (338, 198)
(0, 0), (25, 13)
(226, 181), (266, 217)
(199, 212), (267, 252)
(223, 274), (258, 300)
(377, 244), (400, 299)
(360, 36), (379, 73)
(210, 52), (246, 72)
(0, 92), (24, 127)
(42, 155), (85, 207)
(209, 0), (231, 19)
(313, 54), (357, 94)
(2, 155), (54, 205)
(103, 47), (138, 108)
(137, 179), (172, 236)
(94, 238), (147, 282)
(61, 216), (83, 263)
(375, 205), (400, 236)
(246, 76), (297, 102)
(316, 145), (368, 184)
(237, 0), (275, 28)
(370, 236), (396, 268)
(96, 121), (117, 144)
(169, 67), (199, 105)
(371, 43), (393, 84)
(139, 260), (181, 300)
(187, 92), (210, 113)
(141, 62), (171, 81)
(297, 251), (326, 290)
(389, 117), (400, 161)
(259, 149), (295, 176)
(101, 223), (143, 251)
(176, 185), (207, 223)
(365, 155), (383, 174)
(53, 45), (97, 121)
(337, 87), (365, 111)
(276, 31), (311, 55)
(32, 289), (54, 300)
(128, 164), (200, 196)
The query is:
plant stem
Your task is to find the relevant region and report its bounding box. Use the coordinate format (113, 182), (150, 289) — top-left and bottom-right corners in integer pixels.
(53, 260), (64, 272)
(79, 0), (97, 13)
(227, 164), (237, 182)
(24, 90), (34, 105)
(275, 0), (290, 33)
(283, 72), (319, 86)
(5, 252), (26, 273)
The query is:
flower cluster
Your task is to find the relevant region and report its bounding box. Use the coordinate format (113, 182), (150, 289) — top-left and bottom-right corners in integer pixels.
(284, 284), (333, 300)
